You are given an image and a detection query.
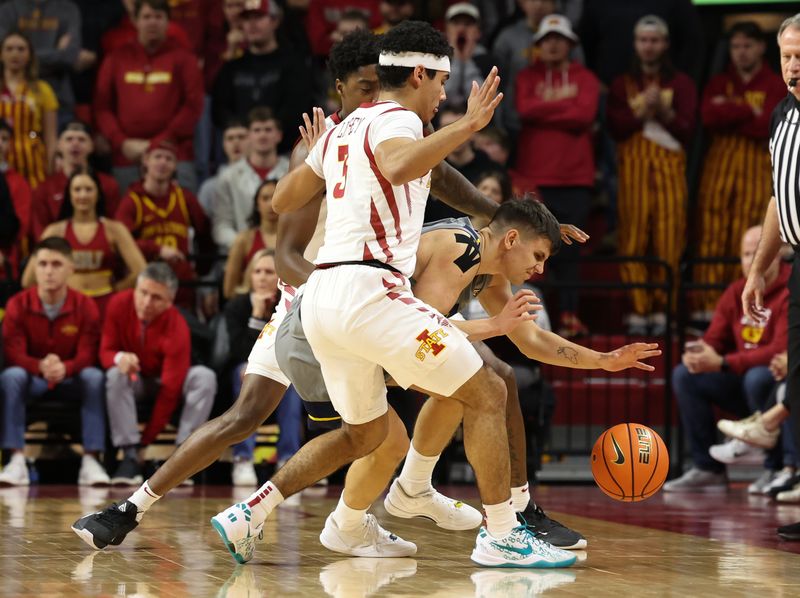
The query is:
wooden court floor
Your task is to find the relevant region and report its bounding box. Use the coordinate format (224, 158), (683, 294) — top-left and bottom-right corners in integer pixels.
(1, 484), (799, 597)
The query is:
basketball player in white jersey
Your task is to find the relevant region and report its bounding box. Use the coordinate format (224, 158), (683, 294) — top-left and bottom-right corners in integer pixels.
(211, 21), (580, 569)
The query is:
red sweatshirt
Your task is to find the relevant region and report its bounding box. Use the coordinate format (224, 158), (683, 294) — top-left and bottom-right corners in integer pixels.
(1, 168), (31, 278)
(3, 287), (100, 377)
(94, 37), (204, 165)
(607, 69), (697, 147)
(515, 61), (599, 187)
(306, 0), (382, 57)
(702, 264), (789, 375)
(100, 290), (191, 446)
(701, 63), (786, 139)
(31, 170), (121, 239)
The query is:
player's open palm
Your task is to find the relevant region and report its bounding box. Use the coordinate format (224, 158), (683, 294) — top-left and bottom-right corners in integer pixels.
(601, 342), (661, 372)
(464, 66), (503, 132)
(299, 107), (327, 152)
(494, 288), (541, 335)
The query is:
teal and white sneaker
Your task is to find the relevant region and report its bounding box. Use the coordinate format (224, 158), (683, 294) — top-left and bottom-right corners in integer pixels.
(210, 502), (264, 564)
(470, 526), (577, 568)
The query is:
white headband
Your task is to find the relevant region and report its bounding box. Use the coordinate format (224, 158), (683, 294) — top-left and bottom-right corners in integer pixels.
(379, 51), (451, 73)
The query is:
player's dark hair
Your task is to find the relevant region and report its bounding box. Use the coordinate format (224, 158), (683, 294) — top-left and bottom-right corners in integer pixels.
(377, 21), (453, 90)
(247, 179), (278, 227)
(59, 170), (107, 220)
(728, 21), (765, 43)
(489, 198), (561, 254)
(35, 236), (73, 259)
(328, 29), (379, 82)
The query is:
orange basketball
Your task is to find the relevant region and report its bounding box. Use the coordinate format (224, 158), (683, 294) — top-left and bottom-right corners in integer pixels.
(591, 423), (669, 502)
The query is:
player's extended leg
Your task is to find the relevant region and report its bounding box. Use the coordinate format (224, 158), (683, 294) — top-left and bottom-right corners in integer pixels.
(71, 374), (288, 551)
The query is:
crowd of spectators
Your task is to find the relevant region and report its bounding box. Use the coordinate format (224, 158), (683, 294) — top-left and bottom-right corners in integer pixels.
(0, 0), (797, 499)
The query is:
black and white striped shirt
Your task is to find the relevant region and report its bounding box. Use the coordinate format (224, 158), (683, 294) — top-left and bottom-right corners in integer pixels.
(770, 93), (800, 245)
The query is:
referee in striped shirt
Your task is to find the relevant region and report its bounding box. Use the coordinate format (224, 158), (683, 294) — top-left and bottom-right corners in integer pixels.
(742, 13), (800, 541)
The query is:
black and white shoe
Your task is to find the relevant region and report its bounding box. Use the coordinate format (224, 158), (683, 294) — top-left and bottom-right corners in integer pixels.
(519, 504), (587, 550)
(778, 522), (800, 541)
(110, 457), (143, 486)
(72, 500), (140, 550)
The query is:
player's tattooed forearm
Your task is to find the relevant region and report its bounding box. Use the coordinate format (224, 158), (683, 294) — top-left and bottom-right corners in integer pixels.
(557, 346), (579, 364)
(453, 232), (481, 273)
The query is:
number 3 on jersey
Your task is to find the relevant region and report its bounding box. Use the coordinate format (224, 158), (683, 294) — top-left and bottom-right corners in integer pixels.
(333, 144), (349, 199)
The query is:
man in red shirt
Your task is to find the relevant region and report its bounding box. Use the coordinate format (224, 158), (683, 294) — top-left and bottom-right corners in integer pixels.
(94, 0), (203, 194)
(0, 119), (31, 280)
(665, 226), (789, 492)
(101, 262), (216, 485)
(514, 14), (599, 337)
(0, 237), (107, 486)
(31, 122), (121, 239)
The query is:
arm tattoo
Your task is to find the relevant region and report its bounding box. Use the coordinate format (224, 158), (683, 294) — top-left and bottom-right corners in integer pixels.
(557, 346), (579, 365)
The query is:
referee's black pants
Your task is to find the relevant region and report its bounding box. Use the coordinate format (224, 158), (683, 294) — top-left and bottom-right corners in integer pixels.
(786, 254), (800, 455)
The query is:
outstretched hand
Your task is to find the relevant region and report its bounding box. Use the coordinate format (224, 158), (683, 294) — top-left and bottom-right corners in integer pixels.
(600, 342), (661, 372)
(559, 224), (589, 245)
(299, 107), (327, 151)
(494, 288), (541, 335)
(463, 66), (504, 132)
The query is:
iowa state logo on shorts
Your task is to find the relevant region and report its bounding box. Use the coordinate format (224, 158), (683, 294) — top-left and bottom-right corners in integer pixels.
(415, 328), (448, 362)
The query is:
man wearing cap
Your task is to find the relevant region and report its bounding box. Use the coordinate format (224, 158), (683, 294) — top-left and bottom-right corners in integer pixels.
(31, 122), (121, 239)
(515, 14), (599, 338)
(94, 0), (203, 194)
(607, 15), (697, 336)
(114, 140), (212, 309)
(212, 0), (313, 154)
(443, 3), (497, 108)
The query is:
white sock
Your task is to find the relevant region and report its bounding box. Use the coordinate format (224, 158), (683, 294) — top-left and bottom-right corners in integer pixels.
(331, 495), (367, 532)
(398, 444), (439, 496)
(510, 483), (530, 513)
(483, 499), (517, 538)
(128, 480), (161, 515)
(246, 480), (284, 523)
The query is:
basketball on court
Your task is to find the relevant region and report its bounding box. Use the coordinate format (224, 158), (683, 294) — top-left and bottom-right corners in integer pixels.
(591, 423), (669, 502)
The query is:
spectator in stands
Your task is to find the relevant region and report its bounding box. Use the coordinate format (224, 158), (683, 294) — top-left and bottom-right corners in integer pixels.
(476, 170), (513, 205)
(114, 140), (211, 310)
(0, 0), (82, 124)
(223, 248), (303, 483)
(665, 225), (788, 492)
(693, 21), (787, 323)
(0, 237), (108, 486)
(443, 3), (497, 108)
(222, 180), (277, 298)
(31, 122), (120, 238)
(101, 263), (216, 485)
(212, 107), (289, 251)
(306, 0), (380, 57)
(94, 0), (204, 194)
(23, 172), (146, 318)
(197, 118), (249, 215)
(424, 102), (504, 222)
(372, 0), (414, 34)
(0, 118), (32, 279)
(212, 0), (313, 154)
(607, 15), (697, 336)
(0, 31), (58, 188)
(473, 126), (511, 167)
(101, 0), (191, 55)
(219, 0), (247, 62)
(515, 14), (598, 337)
(492, 0), (557, 138)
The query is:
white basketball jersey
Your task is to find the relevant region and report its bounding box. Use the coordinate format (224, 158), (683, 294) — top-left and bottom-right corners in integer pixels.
(306, 100), (432, 277)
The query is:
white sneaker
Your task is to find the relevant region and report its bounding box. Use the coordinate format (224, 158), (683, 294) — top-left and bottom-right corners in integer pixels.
(383, 478), (482, 531)
(471, 526), (577, 568)
(319, 557), (417, 597)
(662, 468), (727, 492)
(78, 456), (110, 486)
(717, 412), (779, 449)
(471, 569), (576, 596)
(319, 513), (417, 557)
(0, 455), (29, 486)
(232, 460), (258, 486)
(766, 467), (796, 493)
(748, 470), (777, 495)
(709, 438), (764, 465)
(776, 482), (800, 503)
(210, 502), (265, 564)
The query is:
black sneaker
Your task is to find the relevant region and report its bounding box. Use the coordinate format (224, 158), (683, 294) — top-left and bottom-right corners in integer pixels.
(110, 457), (143, 486)
(778, 522), (800, 541)
(768, 474), (800, 498)
(519, 504), (587, 550)
(72, 500), (140, 549)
